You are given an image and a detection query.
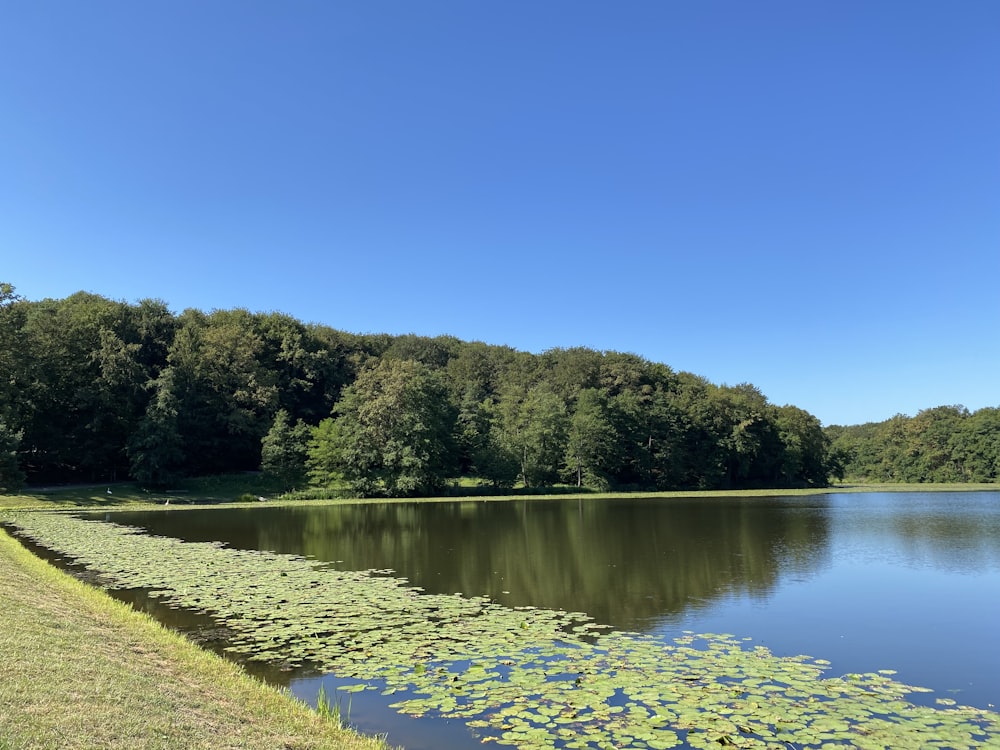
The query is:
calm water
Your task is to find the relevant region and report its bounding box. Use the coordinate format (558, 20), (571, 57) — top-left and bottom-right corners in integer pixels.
(99, 491), (1000, 748)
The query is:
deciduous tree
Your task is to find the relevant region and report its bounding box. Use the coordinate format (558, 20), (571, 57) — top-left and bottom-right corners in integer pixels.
(564, 388), (616, 489)
(260, 409), (311, 489)
(307, 359), (458, 496)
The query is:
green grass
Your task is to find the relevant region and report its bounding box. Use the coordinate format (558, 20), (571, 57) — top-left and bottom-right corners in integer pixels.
(2, 473), (996, 513)
(0, 473), (290, 511)
(0, 527), (392, 750)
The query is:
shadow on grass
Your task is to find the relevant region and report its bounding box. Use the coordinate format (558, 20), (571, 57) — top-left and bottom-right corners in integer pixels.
(5, 473), (289, 510)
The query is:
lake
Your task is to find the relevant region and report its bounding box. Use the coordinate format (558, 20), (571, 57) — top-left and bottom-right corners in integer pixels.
(88, 490), (1000, 749)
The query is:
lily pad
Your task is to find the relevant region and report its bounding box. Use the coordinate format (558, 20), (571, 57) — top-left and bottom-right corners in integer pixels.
(6, 511), (1000, 750)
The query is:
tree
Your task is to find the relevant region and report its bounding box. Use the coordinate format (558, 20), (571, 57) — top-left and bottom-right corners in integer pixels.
(161, 309), (279, 475)
(383, 334), (462, 369)
(445, 341), (518, 403)
(493, 383), (569, 487)
(902, 405), (969, 482)
(952, 407), (1000, 481)
(564, 388), (616, 489)
(0, 419), (25, 493)
(703, 384), (782, 488)
(307, 359), (458, 497)
(12, 292), (137, 481)
(306, 417), (350, 488)
(0, 284), (26, 490)
(538, 347), (603, 401)
(127, 368), (185, 487)
(772, 405), (830, 487)
(260, 409), (311, 489)
(0, 285), (24, 410)
(256, 313), (353, 424)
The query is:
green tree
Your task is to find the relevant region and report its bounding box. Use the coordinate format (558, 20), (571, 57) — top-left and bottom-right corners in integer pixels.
(704, 384), (782, 488)
(0, 284), (26, 490)
(0, 284), (24, 410)
(538, 347), (603, 401)
(873, 414), (912, 482)
(493, 383), (569, 487)
(0, 419), (25, 492)
(306, 417), (349, 488)
(445, 343), (520, 477)
(256, 313), (354, 424)
(564, 388), (616, 489)
(383, 334), (462, 369)
(307, 359), (458, 496)
(902, 405), (968, 482)
(127, 368), (185, 487)
(161, 309), (279, 475)
(827, 421), (881, 481)
(772, 404), (830, 487)
(260, 409), (311, 489)
(952, 407), (1000, 481)
(14, 292), (138, 480)
(445, 341), (518, 402)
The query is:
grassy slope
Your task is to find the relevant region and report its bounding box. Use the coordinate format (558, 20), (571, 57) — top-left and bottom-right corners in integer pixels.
(0, 528), (389, 750)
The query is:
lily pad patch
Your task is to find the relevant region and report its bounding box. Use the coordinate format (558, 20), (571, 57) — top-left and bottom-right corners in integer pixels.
(5, 511), (999, 750)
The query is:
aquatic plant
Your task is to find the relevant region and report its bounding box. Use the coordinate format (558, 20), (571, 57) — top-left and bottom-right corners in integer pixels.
(6, 511), (999, 749)
(315, 683), (351, 728)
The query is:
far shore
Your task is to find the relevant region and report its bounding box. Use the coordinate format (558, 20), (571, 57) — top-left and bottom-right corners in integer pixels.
(3, 475), (997, 513)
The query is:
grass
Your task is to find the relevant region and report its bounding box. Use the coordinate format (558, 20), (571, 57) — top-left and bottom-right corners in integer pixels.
(0, 527), (391, 750)
(2, 473), (996, 513)
(0, 473), (290, 511)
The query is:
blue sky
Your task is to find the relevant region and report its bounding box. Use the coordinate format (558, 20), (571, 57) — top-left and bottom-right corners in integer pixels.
(2, 1), (997, 426)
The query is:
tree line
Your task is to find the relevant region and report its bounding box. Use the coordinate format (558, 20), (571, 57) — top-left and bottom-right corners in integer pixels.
(828, 405), (1000, 483)
(0, 283), (991, 495)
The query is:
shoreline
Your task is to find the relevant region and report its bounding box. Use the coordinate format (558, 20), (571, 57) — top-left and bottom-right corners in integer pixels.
(0, 527), (391, 750)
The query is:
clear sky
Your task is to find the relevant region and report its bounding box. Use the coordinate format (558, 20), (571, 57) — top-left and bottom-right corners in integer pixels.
(2, 1), (997, 427)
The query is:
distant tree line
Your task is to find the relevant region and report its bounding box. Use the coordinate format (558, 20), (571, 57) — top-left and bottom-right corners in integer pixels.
(0, 283), (990, 495)
(827, 405), (1000, 483)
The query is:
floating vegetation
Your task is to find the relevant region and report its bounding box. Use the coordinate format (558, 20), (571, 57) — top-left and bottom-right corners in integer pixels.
(6, 511), (1000, 749)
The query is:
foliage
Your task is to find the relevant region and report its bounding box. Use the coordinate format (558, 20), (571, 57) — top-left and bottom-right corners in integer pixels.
(3, 282), (995, 494)
(493, 382), (569, 487)
(563, 388), (616, 488)
(0, 419), (25, 492)
(126, 367), (185, 487)
(260, 409), (311, 489)
(773, 404), (830, 487)
(314, 683), (350, 728)
(829, 405), (1000, 483)
(307, 359), (457, 496)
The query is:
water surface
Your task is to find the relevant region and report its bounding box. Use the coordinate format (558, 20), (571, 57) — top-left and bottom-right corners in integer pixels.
(101, 491), (1000, 746)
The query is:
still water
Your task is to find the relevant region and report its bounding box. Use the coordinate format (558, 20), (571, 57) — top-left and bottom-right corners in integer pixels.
(103, 491), (1000, 748)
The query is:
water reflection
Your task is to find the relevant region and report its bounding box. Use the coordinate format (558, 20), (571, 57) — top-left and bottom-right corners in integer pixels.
(827, 492), (1000, 573)
(72, 491), (1000, 736)
(106, 496), (832, 631)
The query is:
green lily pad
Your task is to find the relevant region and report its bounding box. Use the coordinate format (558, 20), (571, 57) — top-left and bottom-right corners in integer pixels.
(6, 510), (1000, 750)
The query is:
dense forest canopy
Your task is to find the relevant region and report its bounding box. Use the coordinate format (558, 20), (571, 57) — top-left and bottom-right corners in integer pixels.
(0, 284), (996, 494)
(828, 406), (1000, 483)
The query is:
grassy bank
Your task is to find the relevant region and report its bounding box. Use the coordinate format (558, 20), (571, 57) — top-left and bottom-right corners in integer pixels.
(0, 527), (390, 750)
(0, 473), (291, 511)
(2, 475), (997, 513)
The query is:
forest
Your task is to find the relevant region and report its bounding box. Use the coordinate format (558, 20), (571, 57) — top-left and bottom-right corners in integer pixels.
(0, 283), (996, 495)
(828, 406), (1000, 484)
